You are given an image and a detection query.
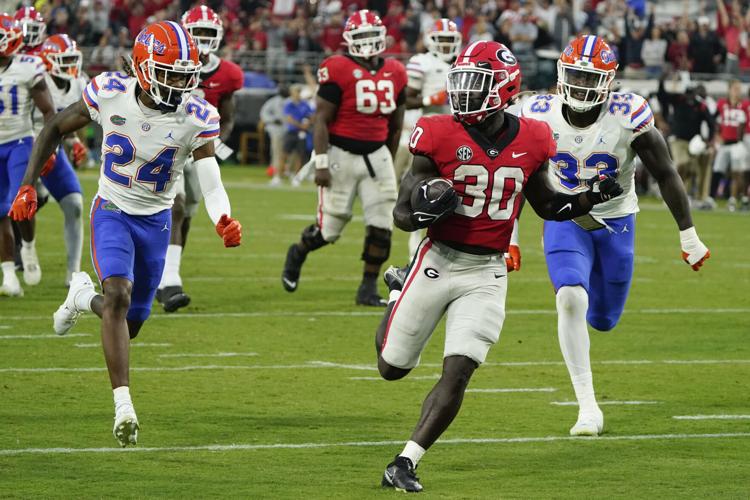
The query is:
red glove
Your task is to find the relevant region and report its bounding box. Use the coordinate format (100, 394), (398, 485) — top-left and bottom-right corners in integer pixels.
(72, 141), (88, 168)
(505, 244), (521, 272)
(424, 90), (448, 106)
(8, 185), (38, 221)
(215, 214), (242, 247)
(40, 153), (57, 177)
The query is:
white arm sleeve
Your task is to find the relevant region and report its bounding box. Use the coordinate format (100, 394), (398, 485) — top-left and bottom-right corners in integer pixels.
(193, 156), (231, 226)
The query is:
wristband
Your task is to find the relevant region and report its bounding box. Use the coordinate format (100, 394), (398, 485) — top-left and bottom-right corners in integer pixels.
(314, 154), (329, 170)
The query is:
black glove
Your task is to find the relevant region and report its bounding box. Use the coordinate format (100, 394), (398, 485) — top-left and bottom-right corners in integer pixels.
(409, 186), (460, 229)
(585, 174), (623, 205)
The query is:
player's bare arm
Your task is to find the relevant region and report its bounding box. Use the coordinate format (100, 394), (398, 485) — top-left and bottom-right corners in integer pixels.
(312, 95), (337, 187)
(523, 162), (623, 220)
(392, 153), (441, 232)
(22, 99), (92, 186)
(386, 102), (405, 159)
(405, 87), (423, 110)
(30, 78), (55, 123)
(632, 128), (693, 230)
(218, 93), (235, 143)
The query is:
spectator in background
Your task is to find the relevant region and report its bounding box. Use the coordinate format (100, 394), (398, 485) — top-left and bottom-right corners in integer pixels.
(382, 1), (406, 45)
(689, 17), (723, 74)
(550, 0), (582, 51)
(641, 26), (667, 77)
(622, 10), (651, 72)
(400, 5), (421, 51)
(261, 84), (290, 181)
(667, 30), (691, 71)
(271, 85), (314, 186)
(468, 15), (495, 43)
(90, 0), (110, 40)
(716, 0), (745, 75)
(494, 15), (514, 49)
(320, 10), (344, 53)
(509, 8), (538, 57)
(714, 79), (749, 211)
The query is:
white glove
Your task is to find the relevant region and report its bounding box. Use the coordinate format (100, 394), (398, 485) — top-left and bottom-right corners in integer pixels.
(679, 227), (710, 271)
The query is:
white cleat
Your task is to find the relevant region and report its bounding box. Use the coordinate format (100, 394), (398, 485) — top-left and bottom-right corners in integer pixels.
(113, 405), (140, 447)
(0, 280), (24, 297)
(20, 245), (42, 285)
(53, 271), (95, 336)
(570, 407), (604, 436)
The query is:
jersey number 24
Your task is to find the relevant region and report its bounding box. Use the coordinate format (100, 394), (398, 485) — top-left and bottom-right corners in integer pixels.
(103, 133), (177, 193)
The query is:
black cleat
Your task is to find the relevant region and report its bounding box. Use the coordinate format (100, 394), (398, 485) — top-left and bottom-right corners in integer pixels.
(356, 280), (386, 307)
(282, 244), (306, 292)
(159, 286), (191, 313)
(382, 456), (423, 493)
(383, 265), (409, 292)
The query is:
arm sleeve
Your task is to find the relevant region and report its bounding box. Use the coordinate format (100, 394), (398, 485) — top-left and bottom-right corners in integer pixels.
(81, 74), (103, 124)
(194, 156), (231, 225)
(317, 82), (342, 105)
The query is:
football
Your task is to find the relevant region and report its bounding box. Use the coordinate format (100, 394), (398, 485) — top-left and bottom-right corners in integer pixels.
(411, 177), (454, 208)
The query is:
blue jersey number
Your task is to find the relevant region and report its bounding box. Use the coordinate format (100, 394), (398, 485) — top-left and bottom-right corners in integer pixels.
(529, 95), (554, 113)
(0, 84), (19, 115)
(186, 96), (210, 122)
(103, 133), (177, 193)
(551, 152), (618, 190)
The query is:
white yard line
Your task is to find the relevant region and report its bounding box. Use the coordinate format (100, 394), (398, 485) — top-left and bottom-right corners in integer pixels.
(158, 352), (258, 358)
(467, 388), (557, 393)
(0, 333), (91, 340)
(74, 343), (172, 348)
(551, 401), (661, 406)
(1, 432), (748, 457)
(673, 415), (750, 420)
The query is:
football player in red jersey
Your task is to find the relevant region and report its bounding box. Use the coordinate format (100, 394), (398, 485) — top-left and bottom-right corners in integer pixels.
(281, 10), (408, 306)
(14, 7), (46, 55)
(156, 5), (244, 312)
(373, 42), (624, 492)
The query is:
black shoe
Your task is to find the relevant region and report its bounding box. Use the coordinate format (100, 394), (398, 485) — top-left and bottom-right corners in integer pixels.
(159, 286), (191, 313)
(382, 456), (423, 493)
(282, 244), (306, 292)
(383, 265), (409, 292)
(356, 280), (386, 306)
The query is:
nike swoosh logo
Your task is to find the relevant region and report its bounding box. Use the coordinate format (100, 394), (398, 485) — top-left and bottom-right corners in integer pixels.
(556, 202), (572, 214)
(282, 277), (297, 288)
(511, 152), (527, 158)
(209, 82), (221, 87)
(417, 215), (433, 222)
(20, 195), (27, 201)
(494, 273), (503, 278)
(384, 72), (393, 77)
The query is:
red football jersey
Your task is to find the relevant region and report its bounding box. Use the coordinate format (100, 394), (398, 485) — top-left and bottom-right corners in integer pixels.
(409, 114), (556, 252)
(196, 58), (244, 109)
(716, 98), (748, 142)
(20, 45), (43, 56)
(317, 54), (407, 143)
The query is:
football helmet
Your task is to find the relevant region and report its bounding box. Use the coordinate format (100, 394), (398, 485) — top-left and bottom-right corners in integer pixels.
(0, 14), (23, 57)
(558, 35), (618, 112)
(13, 7), (45, 47)
(181, 5), (223, 56)
(447, 41), (521, 124)
(425, 19), (462, 63)
(41, 34), (82, 79)
(343, 10), (386, 58)
(131, 21), (201, 112)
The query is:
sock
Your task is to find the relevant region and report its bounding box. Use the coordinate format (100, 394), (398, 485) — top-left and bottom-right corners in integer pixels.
(1, 261), (17, 284)
(113, 386), (132, 411)
(400, 440), (426, 467)
(388, 289), (401, 304)
(60, 193), (83, 275)
(363, 271), (378, 283)
(556, 286), (598, 412)
(21, 238), (35, 250)
(74, 286), (97, 312)
(158, 244), (183, 288)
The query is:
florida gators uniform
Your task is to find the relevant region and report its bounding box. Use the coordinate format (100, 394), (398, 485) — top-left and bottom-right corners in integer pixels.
(522, 91), (654, 331)
(83, 71), (220, 321)
(381, 113), (557, 369)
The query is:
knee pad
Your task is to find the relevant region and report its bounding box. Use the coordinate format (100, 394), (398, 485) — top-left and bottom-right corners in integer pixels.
(301, 224), (329, 251)
(361, 226), (391, 265)
(556, 286), (588, 315)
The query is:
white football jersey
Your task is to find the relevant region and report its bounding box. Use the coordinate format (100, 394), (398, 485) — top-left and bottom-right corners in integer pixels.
(34, 74), (88, 134)
(402, 52), (451, 140)
(83, 72), (220, 216)
(0, 54), (45, 144)
(522, 92), (655, 219)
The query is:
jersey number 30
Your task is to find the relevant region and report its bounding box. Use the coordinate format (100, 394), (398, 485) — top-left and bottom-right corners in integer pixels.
(103, 133), (178, 193)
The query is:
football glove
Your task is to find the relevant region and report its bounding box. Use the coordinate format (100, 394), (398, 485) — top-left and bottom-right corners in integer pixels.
(72, 141), (88, 168)
(423, 90), (448, 107)
(410, 185), (460, 229)
(40, 153), (57, 177)
(505, 245), (521, 272)
(215, 214), (242, 248)
(8, 184), (38, 221)
(585, 174), (623, 205)
(679, 227), (710, 271)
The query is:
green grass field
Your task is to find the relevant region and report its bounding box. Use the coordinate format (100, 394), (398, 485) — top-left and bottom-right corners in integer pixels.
(1, 166), (749, 498)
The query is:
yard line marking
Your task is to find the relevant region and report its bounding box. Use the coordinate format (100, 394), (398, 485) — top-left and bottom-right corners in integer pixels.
(673, 415), (750, 420)
(74, 343), (172, 348)
(551, 401), (661, 406)
(349, 375), (440, 381)
(1, 433), (749, 457)
(0, 325), (10, 329)
(308, 361), (377, 371)
(4, 308), (749, 322)
(0, 333), (91, 340)
(158, 352), (258, 358)
(467, 388), (557, 393)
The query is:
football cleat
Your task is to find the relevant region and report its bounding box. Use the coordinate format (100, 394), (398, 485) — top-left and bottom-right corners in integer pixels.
(383, 265), (408, 292)
(0, 279), (23, 297)
(356, 280), (387, 307)
(53, 271), (94, 335)
(570, 406), (604, 436)
(20, 244), (41, 285)
(382, 455), (424, 493)
(113, 404), (140, 447)
(158, 285), (191, 313)
(282, 244), (306, 292)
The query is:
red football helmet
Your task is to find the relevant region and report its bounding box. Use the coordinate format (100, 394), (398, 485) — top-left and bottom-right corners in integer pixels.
(13, 7), (45, 47)
(40, 34), (82, 79)
(425, 19), (462, 63)
(558, 35), (618, 112)
(447, 41), (521, 124)
(131, 21), (201, 112)
(343, 10), (386, 58)
(181, 5), (223, 56)
(0, 14), (23, 57)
